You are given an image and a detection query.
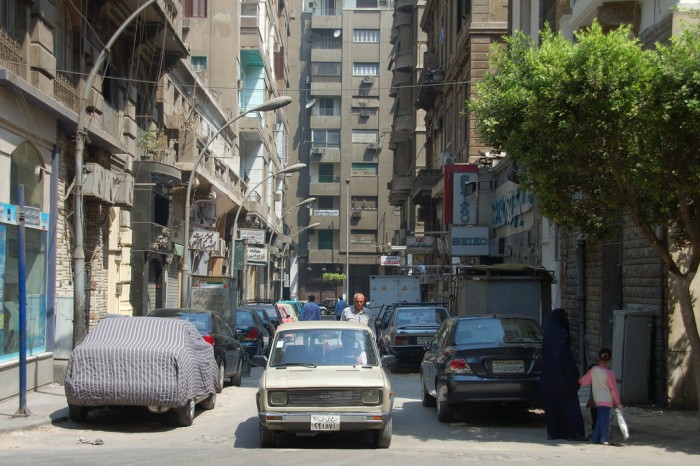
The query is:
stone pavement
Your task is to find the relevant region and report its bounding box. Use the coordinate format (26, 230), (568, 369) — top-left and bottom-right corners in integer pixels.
(1, 382), (698, 444)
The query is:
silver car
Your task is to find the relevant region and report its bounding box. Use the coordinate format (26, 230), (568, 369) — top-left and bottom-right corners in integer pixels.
(252, 321), (396, 448)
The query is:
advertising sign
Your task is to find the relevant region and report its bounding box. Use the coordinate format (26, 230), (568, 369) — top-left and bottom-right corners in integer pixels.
(239, 228), (265, 245)
(189, 231), (219, 251)
(246, 245), (268, 264)
(406, 235), (434, 251)
(449, 225), (490, 256)
(380, 255), (401, 266)
(443, 164), (479, 225)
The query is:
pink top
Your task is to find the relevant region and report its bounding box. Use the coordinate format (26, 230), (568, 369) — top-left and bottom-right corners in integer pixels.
(579, 365), (621, 408)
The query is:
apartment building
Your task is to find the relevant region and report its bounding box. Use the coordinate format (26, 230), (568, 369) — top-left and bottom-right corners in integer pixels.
(286, 0), (399, 302)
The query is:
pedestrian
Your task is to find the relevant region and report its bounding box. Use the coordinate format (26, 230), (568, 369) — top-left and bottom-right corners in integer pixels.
(334, 296), (347, 321)
(540, 308), (586, 441)
(579, 348), (621, 445)
(340, 293), (370, 325)
(301, 295), (321, 321)
(585, 363), (598, 435)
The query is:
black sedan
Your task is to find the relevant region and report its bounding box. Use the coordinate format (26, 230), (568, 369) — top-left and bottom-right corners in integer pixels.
(235, 308), (271, 359)
(420, 315), (544, 422)
(148, 308), (245, 390)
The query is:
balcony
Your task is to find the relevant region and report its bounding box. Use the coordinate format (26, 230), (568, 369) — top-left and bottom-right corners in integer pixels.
(308, 247), (340, 264)
(388, 173), (412, 205)
(310, 178), (341, 196)
(310, 209), (339, 229)
(412, 168), (443, 206)
(396, 0), (418, 12)
(239, 112), (265, 142)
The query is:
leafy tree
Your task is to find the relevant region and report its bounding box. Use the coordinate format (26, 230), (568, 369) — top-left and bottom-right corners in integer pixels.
(470, 22), (700, 408)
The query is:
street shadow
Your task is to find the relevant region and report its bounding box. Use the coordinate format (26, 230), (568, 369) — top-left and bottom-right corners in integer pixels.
(51, 405), (187, 434)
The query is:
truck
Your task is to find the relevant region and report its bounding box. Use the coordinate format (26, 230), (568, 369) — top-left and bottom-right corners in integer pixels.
(368, 275), (421, 315)
(455, 264), (553, 324)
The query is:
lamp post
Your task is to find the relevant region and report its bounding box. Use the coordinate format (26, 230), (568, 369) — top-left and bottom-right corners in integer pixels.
(180, 96), (293, 307)
(279, 223), (321, 300)
(266, 197), (316, 300)
(231, 163), (306, 305)
(345, 178), (350, 300)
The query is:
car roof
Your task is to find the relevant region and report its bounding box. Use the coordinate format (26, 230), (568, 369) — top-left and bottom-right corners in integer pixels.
(275, 320), (372, 331)
(150, 308), (214, 315)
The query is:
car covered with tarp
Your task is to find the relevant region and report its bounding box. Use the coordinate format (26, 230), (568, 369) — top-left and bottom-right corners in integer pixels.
(64, 316), (218, 426)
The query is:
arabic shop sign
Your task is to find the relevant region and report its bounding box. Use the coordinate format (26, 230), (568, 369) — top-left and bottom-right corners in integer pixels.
(239, 228), (265, 245)
(246, 245), (268, 264)
(189, 231), (219, 251)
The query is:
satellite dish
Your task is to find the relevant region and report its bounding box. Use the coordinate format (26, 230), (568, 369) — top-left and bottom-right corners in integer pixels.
(333, 29), (341, 38)
(305, 98), (316, 109)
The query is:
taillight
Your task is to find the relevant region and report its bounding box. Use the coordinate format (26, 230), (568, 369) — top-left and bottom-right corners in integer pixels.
(445, 358), (472, 374)
(244, 328), (259, 342)
(202, 335), (215, 346)
(394, 336), (407, 345)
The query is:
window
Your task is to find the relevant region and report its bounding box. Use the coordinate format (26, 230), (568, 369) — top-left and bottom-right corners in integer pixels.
(351, 196), (378, 210)
(356, 0), (378, 7)
(353, 63), (379, 76)
(351, 130), (378, 144)
(311, 62), (342, 76)
(319, 163), (335, 183)
(351, 163), (378, 176)
(318, 230), (334, 250)
(315, 30), (342, 49)
(185, 0), (207, 17)
(191, 56), (207, 72)
(315, 97), (341, 116)
(312, 130), (340, 148)
(353, 29), (379, 43)
(318, 196), (334, 209)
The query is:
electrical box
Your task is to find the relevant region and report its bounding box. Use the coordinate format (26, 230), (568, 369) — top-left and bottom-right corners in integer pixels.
(612, 309), (654, 404)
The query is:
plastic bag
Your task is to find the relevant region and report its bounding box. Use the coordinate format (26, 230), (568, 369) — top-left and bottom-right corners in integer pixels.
(614, 408), (630, 440)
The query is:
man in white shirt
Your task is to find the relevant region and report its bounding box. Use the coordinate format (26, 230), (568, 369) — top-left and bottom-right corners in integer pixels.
(340, 292), (370, 325)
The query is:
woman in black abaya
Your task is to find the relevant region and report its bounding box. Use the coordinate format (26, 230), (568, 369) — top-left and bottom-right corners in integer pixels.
(540, 308), (586, 440)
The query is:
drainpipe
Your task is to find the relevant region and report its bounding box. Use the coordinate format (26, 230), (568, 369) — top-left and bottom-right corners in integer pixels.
(576, 234), (587, 371)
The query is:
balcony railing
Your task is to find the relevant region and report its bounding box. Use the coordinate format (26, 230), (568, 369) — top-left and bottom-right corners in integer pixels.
(0, 27), (24, 78)
(54, 71), (79, 112)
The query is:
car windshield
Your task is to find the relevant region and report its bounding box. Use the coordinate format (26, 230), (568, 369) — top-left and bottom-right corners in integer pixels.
(172, 312), (211, 334)
(454, 318), (543, 345)
(268, 329), (378, 367)
(394, 307), (449, 326)
(236, 310), (254, 326)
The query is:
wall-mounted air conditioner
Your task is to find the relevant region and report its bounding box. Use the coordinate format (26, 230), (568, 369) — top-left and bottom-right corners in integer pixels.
(212, 239), (227, 257)
(367, 143), (377, 150)
(360, 110), (370, 118)
(114, 173), (134, 208)
(363, 75), (375, 83)
(311, 146), (323, 154)
(182, 18), (190, 29)
(83, 163), (116, 204)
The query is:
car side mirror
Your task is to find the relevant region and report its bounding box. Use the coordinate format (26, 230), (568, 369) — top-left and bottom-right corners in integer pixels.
(251, 354), (268, 367)
(380, 354), (397, 367)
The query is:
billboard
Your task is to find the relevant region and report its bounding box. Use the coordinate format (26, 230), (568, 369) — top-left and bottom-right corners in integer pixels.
(444, 164), (479, 225)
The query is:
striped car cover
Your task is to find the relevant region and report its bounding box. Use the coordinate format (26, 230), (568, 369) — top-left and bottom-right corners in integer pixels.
(65, 317), (217, 408)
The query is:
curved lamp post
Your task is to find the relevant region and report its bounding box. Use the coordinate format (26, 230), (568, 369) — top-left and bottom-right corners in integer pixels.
(231, 163), (306, 304)
(279, 222), (321, 300)
(266, 197), (316, 299)
(180, 96), (293, 307)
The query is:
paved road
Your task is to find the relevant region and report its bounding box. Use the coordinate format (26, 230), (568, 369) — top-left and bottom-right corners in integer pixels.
(1, 367), (698, 465)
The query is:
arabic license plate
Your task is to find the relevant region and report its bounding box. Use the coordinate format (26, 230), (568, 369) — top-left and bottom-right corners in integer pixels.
(492, 360), (524, 374)
(310, 415), (340, 431)
(417, 337), (431, 345)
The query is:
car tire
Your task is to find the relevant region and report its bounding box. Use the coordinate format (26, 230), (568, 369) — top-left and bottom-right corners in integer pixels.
(176, 398), (195, 427)
(389, 359), (399, 373)
(260, 422), (276, 448)
(231, 355), (243, 387)
(436, 384), (454, 423)
(216, 361), (225, 393)
(421, 375), (436, 407)
(201, 392), (216, 410)
(68, 404), (89, 422)
(373, 418), (392, 449)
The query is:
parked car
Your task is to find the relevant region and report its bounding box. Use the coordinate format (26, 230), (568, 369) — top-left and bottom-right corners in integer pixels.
(377, 304), (450, 372)
(252, 321), (396, 448)
(277, 302), (300, 321)
(253, 307), (277, 339)
(240, 302), (283, 328)
(420, 315), (544, 422)
(321, 298), (338, 312)
(148, 308), (245, 389)
(278, 300), (304, 319)
(235, 308), (271, 358)
(64, 317), (218, 427)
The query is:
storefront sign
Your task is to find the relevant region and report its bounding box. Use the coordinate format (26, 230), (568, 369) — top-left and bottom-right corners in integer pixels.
(449, 225), (490, 256)
(239, 228), (265, 245)
(189, 231), (219, 251)
(381, 255), (401, 266)
(246, 245), (268, 264)
(406, 235), (434, 251)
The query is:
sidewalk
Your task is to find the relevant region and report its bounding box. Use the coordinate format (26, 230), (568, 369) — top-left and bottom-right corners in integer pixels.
(1, 382), (698, 442)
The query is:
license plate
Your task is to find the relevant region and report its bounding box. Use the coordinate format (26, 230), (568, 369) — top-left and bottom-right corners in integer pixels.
(492, 360), (524, 374)
(417, 336), (431, 345)
(310, 415), (340, 431)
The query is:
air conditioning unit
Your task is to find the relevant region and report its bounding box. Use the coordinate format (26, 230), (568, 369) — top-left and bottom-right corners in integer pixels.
(351, 210), (361, 218)
(182, 18), (190, 29)
(308, 1), (316, 8)
(212, 239), (227, 257)
(311, 146), (323, 154)
(359, 109), (370, 118)
(379, 0), (388, 6)
(363, 75), (374, 83)
(376, 143), (383, 150)
(367, 143), (377, 150)
(289, 10), (296, 19)
(308, 34), (315, 42)
(114, 173), (134, 208)
(82, 163), (116, 204)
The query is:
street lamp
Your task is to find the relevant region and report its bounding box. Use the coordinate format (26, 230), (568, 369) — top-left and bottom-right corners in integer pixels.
(180, 96), (293, 307)
(231, 163), (306, 304)
(279, 223), (321, 300)
(266, 197), (316, 299)
(345, 178), (350, 301)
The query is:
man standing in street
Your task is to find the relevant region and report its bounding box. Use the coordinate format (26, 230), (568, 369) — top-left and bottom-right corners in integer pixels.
(302, 295), (321, 321)
(334, 296), (347, 321)
(340, 293), (370, 325)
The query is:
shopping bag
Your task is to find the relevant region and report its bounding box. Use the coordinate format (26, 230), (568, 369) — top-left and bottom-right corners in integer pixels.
(614, 408), (630, 440)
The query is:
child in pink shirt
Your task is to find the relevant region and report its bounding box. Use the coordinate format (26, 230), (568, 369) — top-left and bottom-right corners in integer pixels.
(579, 348), (621, 445)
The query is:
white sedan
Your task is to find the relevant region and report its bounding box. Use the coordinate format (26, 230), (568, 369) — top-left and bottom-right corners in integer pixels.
(252, 321), (396, 448)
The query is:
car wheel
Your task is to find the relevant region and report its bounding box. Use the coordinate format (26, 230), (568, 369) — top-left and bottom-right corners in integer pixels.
(389, 359), (399, 373)
(231, 355), (243, 387)
(260, 422), (276, 448)
(216, 361), (225, 393)
(176, 398), (195, 427)
(421, 375), (436, 407)
(201, 392), (216, 410)
(373, 418), (392, 448)
(68, 404), (89, 422)
(436, 384), (454, 423)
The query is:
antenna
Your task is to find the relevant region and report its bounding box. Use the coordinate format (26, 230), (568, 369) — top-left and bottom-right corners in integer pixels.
(305, 98), (316, 109)
(333, 29), (341, 38)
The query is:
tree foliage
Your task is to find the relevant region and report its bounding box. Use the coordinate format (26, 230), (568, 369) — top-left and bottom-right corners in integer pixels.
(470, 21), (700, 408)
(322, 272), (345, 284)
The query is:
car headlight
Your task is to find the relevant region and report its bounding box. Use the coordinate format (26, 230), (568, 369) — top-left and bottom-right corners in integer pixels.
(362, 390), (381, 405)
(269, 391), (288, 406)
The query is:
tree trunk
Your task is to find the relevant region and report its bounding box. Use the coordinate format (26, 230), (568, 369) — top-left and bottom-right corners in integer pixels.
(675, 275), (700, 411)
